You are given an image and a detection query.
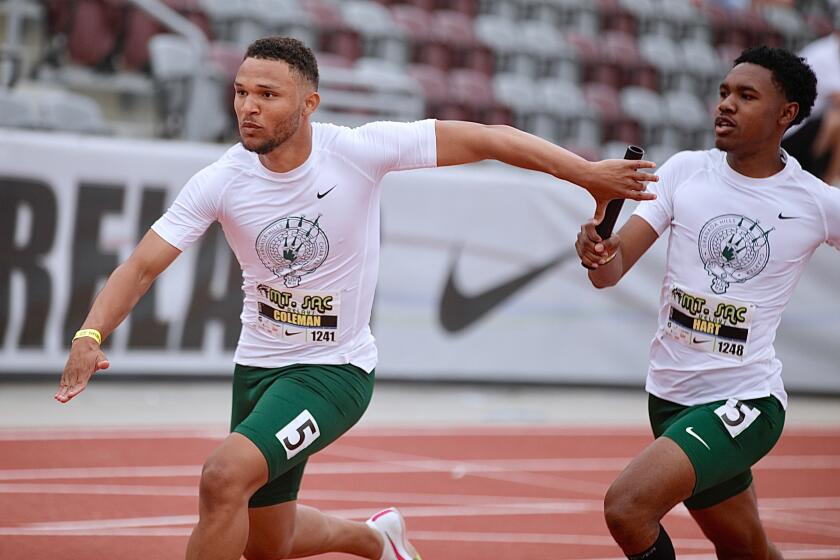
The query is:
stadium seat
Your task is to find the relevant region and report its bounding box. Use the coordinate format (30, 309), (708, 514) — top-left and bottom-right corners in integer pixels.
(679, 39), (723, 96)
(300, 0), (363, 61)
(620, 85), (666, 146)
(123, 0), (213, 72)
(475, 14), (536, 77)
(583, 82), (639, 145)
(476, 0), (519, 20)
(448, 67), (511, 124)
(407, 62), (449, 111)
(341, 1), (410, 64)
(638, 33), (685, 92)
(492, 72), (541, 133)
(315, 58), (425, 125)
(518, 20), (580, 83)
(553, 0), (599, 36)
(46, 0), (124, 71)
(598, 0), (637, 35)
(761, 4), (812, 51)
(200, 0), (316, 50)
(0, 89), (41, 129)
(148, 34), (228, 140)
(432, 9), (493, 73)
(391, 4), (451, 69)
(659, 0), (707, 42)
(537, 78), (601, 147)
(663, 89), (710, 149)
(33, 89), (111, 134)
(617, 0), (664, 38)
(601, 30), (657, 91)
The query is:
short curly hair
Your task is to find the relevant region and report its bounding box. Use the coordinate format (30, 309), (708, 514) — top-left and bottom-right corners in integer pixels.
(244, 36), (319, 90)
(733, 46), (817, 126)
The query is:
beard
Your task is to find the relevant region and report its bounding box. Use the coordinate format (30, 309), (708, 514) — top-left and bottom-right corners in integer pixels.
(242, 109), (302, 155)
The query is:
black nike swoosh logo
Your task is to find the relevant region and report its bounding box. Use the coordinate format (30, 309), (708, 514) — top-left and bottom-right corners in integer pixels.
(316, 185), (337, 199)
(284, 330), (301, 336)
(693, 337), (709, 344)
(778, 212), (798, 220)
(439, 248), (577, 332)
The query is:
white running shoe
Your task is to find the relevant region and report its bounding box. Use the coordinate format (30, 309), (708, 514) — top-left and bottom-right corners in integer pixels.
(366, 507), (421, 560)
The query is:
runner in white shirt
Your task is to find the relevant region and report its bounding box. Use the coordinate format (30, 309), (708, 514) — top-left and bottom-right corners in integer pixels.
(56, 37), (658, 560)
(576, 46), (840, 560)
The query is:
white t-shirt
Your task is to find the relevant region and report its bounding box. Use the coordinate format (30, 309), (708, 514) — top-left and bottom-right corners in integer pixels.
(152, 119), (437, 372)
(633, 149), (840, 408)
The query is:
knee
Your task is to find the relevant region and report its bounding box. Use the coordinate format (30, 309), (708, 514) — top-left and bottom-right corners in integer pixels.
(199, 458), (250, 507)
(603, 480), (654, 541)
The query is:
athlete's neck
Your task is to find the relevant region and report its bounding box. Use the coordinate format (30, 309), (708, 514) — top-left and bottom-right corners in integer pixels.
(725, 145), (785, 179)
(259, 123), (313, 173)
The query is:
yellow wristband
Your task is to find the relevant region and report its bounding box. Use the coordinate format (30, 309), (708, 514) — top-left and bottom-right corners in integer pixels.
(602, 251), (617, 264)
(73, 329), (102, 345)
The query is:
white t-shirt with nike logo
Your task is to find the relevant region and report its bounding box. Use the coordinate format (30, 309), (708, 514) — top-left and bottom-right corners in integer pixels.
(634, 149), (840, 408)
(152, 119), (437, 372)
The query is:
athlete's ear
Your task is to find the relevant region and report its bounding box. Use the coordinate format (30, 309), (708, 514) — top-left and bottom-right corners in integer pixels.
(303, 90), (320, 116)
(779, 101), (798, 129)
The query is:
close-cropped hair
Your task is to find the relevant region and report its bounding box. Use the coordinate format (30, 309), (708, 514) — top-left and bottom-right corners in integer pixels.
(244, 36), (319, 90)
(734, 45), (817, 126)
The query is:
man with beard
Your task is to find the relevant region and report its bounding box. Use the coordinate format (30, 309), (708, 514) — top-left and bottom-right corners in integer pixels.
(575, 46), (840, 559)
(56, 36), (657, 560)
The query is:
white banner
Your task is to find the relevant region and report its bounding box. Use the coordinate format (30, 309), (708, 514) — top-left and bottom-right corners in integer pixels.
(2, 130), (838, 392)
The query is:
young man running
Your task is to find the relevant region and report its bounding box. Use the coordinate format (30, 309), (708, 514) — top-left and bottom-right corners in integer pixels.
(56, 37), (656, 560)
(576, 46), (840, 559)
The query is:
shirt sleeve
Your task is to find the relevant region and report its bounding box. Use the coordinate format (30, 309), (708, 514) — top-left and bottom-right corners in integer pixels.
(345, 119), (438, 182)
(820, 184), (840, 249)
(632, 152), (689, 235)
(151, 167), (221, 251)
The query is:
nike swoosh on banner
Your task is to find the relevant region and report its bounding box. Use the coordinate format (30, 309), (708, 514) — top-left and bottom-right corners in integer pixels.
(778, 212), (798, 220)
(317, 185), (337, 199)
(439, 248), (577, 332)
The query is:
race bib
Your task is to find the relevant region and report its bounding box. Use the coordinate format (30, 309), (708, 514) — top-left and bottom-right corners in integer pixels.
(255, 283), (340, 346)
(275, 410), (320, 460)
(714, 398), (761, 438)
(665, 283), (754, 360)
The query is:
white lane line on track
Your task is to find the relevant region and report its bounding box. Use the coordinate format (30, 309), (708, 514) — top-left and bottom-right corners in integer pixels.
(0, 426), (836, 441)
(1, 522), (836, 558)
(323, 444), (609, 496)
(0, 483), (598, 507)
(1, 455), (838, 482)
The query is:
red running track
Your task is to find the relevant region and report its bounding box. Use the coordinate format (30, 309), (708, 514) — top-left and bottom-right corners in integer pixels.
(0, 425), (838, 559)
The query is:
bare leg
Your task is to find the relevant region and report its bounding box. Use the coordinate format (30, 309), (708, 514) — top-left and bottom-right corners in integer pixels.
(186, 433), (269, 560)
(689, 485), (783, 560)
(245, 503), (383, 560)
(604, 436), (695, 555)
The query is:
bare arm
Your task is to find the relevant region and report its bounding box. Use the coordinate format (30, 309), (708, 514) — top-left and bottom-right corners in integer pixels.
(434, 120), (658, 222)
(55, 230), (181, 403)
(576, 215), (659, 289)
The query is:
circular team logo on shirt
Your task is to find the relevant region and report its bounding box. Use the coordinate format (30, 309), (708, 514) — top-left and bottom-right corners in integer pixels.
(255, 215), (329, 287)
(698, 214), (773, 294)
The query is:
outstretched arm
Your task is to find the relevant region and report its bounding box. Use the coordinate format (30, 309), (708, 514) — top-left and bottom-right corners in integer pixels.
(55, 230), (181, 403)
(576, 215), (659, 288)
(434, 120), (657, 222)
